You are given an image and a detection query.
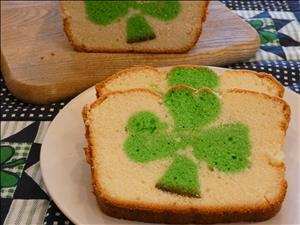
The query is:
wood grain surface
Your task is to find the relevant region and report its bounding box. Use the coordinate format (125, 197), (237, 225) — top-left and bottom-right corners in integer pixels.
(1, 1), (259, 104)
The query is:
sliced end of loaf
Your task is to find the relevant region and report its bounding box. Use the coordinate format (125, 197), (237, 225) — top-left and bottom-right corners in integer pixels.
(60, 1), (209, 53)
(95, 66), (163, 98)
(221, 70), (284, 98)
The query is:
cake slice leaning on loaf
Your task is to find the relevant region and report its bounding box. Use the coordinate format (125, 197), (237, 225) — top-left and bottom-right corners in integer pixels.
(82, 87), (290, 224)
(95, 66), (284, 98)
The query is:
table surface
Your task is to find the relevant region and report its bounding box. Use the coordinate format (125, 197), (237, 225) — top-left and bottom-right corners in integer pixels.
(1, 1), (299, 225)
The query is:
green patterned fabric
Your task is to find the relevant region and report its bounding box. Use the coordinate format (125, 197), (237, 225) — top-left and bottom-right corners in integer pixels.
(1, 143), (31, 198)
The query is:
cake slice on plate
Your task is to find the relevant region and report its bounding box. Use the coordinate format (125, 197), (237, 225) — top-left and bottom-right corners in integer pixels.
(82, 86), (290, 223)
(95, 65), (284, 98)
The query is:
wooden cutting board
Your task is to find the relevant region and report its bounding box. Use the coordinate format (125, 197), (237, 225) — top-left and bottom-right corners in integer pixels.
(1, 1), (259, 104)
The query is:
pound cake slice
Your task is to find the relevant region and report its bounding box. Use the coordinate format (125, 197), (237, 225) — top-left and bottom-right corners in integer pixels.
(95, 66), (284, 98)
(83, 87), (290, 224)
(61, 1), (209, 53)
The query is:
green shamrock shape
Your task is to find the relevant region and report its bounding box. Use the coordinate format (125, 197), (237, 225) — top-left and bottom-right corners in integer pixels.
(124, 67), (251, 197)
(124, 111), (183, 163)
(164, 88), (220, 131)
(1, 145), (26, 188)
(193, 123), (250, 172)
(167, 67), (219, 89)
(85, 0), (181, 43)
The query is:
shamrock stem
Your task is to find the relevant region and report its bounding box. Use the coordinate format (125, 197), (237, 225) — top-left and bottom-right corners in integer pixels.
(126, 14), (156, 43)
(156, 155), (200, 197)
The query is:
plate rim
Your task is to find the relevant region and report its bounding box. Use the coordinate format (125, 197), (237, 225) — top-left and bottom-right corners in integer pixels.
(40, 86), (96, 225)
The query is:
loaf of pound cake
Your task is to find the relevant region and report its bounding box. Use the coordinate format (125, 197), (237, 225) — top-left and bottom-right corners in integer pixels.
(61, 1), (209, 53)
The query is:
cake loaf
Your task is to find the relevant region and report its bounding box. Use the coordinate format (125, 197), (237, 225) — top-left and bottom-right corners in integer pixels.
(61, 1), (209, 53)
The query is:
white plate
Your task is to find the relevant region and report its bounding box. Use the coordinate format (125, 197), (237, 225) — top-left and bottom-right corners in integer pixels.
(41, 77), (300, 225)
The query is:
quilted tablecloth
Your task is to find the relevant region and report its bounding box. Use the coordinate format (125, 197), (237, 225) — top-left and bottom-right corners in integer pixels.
(1, 0), (299, 224)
